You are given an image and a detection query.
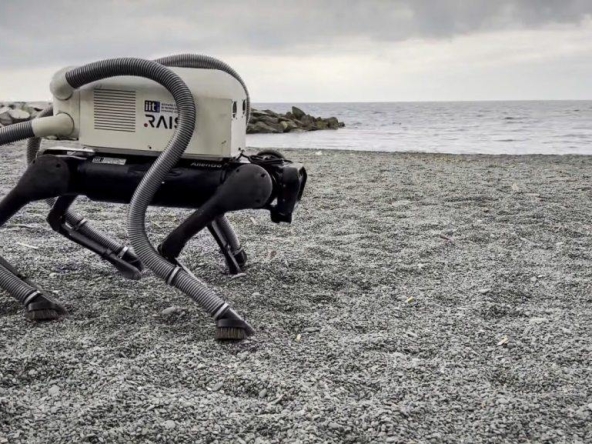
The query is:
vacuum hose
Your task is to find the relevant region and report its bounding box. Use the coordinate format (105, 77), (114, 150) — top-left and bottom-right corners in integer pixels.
(57, 58), (236, 320)
(0, 122), (35, 145)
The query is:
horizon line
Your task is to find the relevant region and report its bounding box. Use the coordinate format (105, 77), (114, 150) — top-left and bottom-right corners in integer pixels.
(2, 98), (592, 104)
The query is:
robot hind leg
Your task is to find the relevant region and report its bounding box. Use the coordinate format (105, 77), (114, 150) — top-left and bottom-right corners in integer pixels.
(0, 155), (72, 320)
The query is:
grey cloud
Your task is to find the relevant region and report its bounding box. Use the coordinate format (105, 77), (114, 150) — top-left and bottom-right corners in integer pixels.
(1, 0), (591, 68)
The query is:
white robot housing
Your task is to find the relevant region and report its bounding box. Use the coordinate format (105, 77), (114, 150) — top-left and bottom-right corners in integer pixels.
(51, 67), (247, 159)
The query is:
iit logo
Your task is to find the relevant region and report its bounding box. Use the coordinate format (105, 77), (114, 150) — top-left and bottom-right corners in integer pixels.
(144, 100), (161, 113)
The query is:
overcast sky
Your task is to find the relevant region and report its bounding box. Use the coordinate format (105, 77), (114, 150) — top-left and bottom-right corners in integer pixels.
(1, 0), (591, 102)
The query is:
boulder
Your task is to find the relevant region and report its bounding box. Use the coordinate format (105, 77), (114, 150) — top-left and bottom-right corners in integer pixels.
(267, 121), (285, 133)
(259, 115), (279, 125)
(280, 120), (298, 132)
(250, 109), (269, 118)
(28, 101), (51, 111)
(8, 108), (31, 123)
(291, 106), (306, 119)
(263, 109), (279, 118)
(249, 121), (283, 134)
(23, 101), (50, 116)
(0, 107), (12, 126)
(326, 117), (340, 129)
(316, 120), (329, 130)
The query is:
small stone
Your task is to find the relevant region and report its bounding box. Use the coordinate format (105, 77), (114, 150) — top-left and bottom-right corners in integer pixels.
(48, 385), (60, 396)
(163, 420), (176, 430)
(161, 306), (182, 316)
(529, 317), (548, 324)
(478, 288), (491, 294)
(210, 382), (223, 391)
(315, 151), (323, 155)
(258, 389), (267, 398)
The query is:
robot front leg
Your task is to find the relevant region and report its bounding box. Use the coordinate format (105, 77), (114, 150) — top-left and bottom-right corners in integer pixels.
(159, 163), (272, 267)
(208, 216), (247, 275)
(157, 163), (273, 339)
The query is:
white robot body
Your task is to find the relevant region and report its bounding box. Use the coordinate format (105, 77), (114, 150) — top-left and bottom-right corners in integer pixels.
(52, 67), (247, 159)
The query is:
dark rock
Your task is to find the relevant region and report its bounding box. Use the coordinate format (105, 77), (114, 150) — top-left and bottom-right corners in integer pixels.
(299, 115), (313, 126)
(292, 106), (306, 119)
(8, 108), (30, 123)
(260, 115), (279, 125)
(316, 120), (329, 130)
(326, 117), (340, 129)
(27, 101), (51, 112)
(251, 121), (283, 134)
(280, 121), (298, 132)
(0, 107), (12, 126)
(251, 109), (269, 118)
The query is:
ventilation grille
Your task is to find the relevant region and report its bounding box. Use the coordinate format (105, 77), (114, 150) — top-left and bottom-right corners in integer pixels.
(93, 89), (136, 132)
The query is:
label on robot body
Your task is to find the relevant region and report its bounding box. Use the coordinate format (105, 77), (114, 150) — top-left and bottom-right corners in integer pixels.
(188, 161), (223, 169)
(92, 156), (127, 165)
(144, 100), (180, 130)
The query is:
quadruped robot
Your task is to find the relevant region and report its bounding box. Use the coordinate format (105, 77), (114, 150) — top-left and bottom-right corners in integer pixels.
(0, 55), (306, 340)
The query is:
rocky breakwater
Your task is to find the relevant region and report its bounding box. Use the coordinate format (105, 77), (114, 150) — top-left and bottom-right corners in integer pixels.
(248, 106), (345, 134)
(0, 102), (51, 128)
(0, 102), (345, 135)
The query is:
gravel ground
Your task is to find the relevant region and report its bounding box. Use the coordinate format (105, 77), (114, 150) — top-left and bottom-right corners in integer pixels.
(0, 141), (591, 443)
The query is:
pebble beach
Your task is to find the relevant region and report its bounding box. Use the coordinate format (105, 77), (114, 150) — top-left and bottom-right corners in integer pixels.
(0, 141), (591, 443)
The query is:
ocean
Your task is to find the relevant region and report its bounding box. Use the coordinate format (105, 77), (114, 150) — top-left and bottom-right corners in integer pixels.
(248, 101), (592, 155)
